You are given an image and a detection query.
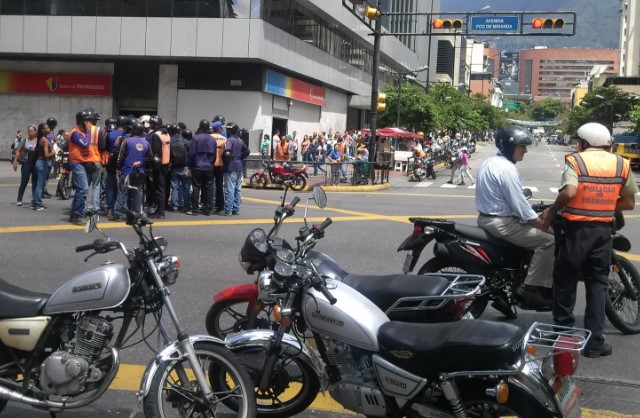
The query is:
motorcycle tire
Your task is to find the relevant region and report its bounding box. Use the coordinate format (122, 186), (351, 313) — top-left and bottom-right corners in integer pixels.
(143, 341), (256, 418)
(205, 299), (274, 340)
(419, 258), (489, 319)
(605, 256), (640, 334)
(250, 173), (267, 189)
(58, 174), (72, 200)
(216, 346), (321, 418)
(290, 174), (306, 192)
(430, 170), (437, 180)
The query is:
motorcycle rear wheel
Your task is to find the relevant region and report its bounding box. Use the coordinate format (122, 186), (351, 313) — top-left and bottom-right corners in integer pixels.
(250, 174), (267, 189)
(605, 256), (640, 334)
(290, 174), (306, 191)
(143, 341), (256, 418)
(205, 299), (274, 340)
(419, 258), (489, 319)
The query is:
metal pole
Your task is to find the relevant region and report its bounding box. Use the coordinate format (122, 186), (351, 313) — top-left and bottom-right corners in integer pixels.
(396, 76), (402, 127)
(368, 14), (382, 164)
(425, 0), (434, 93)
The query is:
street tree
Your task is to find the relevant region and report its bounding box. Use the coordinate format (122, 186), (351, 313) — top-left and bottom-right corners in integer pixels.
(529, 98), (566, 121)
(567, 86), (640, 133)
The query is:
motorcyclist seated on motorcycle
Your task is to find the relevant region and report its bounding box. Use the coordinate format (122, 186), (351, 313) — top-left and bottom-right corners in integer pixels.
(413, 144), (426, 160)
(475, 125), (555, 311)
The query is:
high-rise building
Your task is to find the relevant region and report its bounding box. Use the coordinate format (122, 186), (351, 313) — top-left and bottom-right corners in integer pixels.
(619, 0), (639, 76)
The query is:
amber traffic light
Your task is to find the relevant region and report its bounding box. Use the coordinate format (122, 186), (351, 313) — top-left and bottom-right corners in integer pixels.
(376, 92), (387, 112)
(433, 19), (463, 30)
(532, 17), (565, 29)
(364, 6), (381, 20)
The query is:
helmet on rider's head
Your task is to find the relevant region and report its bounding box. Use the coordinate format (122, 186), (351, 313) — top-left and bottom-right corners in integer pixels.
(149, 115), (162, 126)
(139, 115), (151, 129)
(105, 117), (116, 127)
(46, 117), (57, 128)
(130, 121), (145, 136)
(212, 115), (226, 124)
(167, 123), (180, 136)
(495, 125), (533, 162)
(225, 122), (239, 136)
(576, 122), (611, 148)
(182, 129), (193, 140)
(198, 119), (211, 132)
(454, 132), (461, 140)
(75, 110), (92, 124)
(116, 115), (129, 126)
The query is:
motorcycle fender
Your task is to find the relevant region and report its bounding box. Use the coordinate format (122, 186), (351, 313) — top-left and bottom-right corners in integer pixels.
(137, 334), (226, 400)
(507, 362), (560, 415)
(433, 242), (451, 259)
(225, 329), (328, 390)
(213, 283), (259, 304)
(397, 233), (434, 252)
(612, 233), (631, 252)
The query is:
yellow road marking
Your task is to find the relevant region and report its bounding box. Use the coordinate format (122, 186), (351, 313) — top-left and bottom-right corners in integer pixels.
(111, 364), (632, 416)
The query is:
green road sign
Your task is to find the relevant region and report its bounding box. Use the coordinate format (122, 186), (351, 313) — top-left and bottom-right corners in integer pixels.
(502, 100), (521, 110)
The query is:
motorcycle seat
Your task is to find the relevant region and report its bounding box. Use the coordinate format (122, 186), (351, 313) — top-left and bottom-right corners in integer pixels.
(341, 274), (451, 313)
(378, 320), (524, 377)
(0, 278), (49, 318)
(454, 223), (514, 249)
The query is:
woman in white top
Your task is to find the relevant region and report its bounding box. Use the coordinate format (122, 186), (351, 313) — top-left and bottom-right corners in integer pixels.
(12, 125), (38, 206)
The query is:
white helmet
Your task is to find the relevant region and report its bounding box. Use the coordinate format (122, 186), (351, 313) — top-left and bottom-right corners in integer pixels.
(454, 132), (462, 139)
(139, 114), (151, 129)
(576, 122), (611, 147)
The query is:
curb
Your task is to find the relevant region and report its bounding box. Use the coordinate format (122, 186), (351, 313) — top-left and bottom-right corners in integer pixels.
(242, 182), (392, 192)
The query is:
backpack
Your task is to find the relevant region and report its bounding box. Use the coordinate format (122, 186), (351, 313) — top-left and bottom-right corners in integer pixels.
(221, 148), (233, 165)
(170, 138), (187, 166)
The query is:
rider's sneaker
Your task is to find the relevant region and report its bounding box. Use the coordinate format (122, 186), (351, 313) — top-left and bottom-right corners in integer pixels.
(583, 342), (612, 358)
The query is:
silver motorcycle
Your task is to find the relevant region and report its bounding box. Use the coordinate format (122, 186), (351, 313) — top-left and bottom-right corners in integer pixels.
(0, 177), (256, 418)
(214, 192), (592, 418)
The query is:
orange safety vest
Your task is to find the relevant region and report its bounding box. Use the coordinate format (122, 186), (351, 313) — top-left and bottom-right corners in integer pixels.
(155, 131), (171, 165)
(562, 150), (630, 222)
(69, 126), (101, 164)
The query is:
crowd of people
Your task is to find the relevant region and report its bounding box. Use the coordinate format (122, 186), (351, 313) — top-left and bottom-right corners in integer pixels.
(11, 110), (250, 224)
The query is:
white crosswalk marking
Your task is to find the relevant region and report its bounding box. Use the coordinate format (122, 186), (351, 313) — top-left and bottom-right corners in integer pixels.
(414, 182), (433, 187)
(550, 187), (559, 194)
(441, 183), (458, 188)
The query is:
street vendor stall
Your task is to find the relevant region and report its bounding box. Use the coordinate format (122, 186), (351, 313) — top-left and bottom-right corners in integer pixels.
(361, 127), (423, 171)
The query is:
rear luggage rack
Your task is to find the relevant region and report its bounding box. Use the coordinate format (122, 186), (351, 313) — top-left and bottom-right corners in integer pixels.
(524, 322), (591, 359)
(385, 273), (485, 313)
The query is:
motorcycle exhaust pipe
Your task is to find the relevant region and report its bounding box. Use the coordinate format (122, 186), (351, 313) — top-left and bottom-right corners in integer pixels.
(0, 385), (65, 409)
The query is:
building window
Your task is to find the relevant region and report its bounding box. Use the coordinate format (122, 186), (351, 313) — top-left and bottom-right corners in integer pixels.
(97, 0), (122, 16)
(25, 0), (47, 14)
(172, 0), (197, 17)
(122, 0), (146, 16)
(1, 0), (24, 14)
(147, 0), (171, 17)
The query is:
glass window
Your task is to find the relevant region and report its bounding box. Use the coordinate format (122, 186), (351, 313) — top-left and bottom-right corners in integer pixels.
(25, 0), (47, 14)
(173, 0), (196, 17)
(1, 0), (24, 14)
(147, 0), (171, 17)
(122, 0), (146, 16)
(74, 0), (96, 15)
(198, 0), (219, 17)
(50, 0), (73, 14)
(97, 0), (122, 16)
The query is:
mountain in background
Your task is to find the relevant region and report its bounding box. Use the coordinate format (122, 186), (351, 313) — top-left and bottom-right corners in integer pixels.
(443, 0), (620, 51)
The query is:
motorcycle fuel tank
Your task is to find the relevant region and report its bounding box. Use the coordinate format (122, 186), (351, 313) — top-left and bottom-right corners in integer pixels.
(302, 279), (389, 351)
(306, 250), (348, 281)
(43, 264), (131, 314)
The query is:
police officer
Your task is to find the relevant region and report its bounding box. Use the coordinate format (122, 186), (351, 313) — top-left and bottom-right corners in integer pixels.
(105, 116), (128, 220)
(542, 122), (638, 358)
(188, 119), (216, 216)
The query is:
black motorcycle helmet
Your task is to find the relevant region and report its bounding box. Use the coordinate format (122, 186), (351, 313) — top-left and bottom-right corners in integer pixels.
(116, 115), (129, 127)
(182, 129), (193, 140)
(225, 122), (239, 136)
(84, 108), (100, 123)
(75, 110), (92, 125)
(130, 121), (145, 136)
(198, 119), (211, 133)
(105, 117), (117, 127)
(495, 125), (533, 163)
(149, 115), (162, 126)
(167, 123), (180, 136)
(46, 117), (57, 129)
(212, 115), (225, 124)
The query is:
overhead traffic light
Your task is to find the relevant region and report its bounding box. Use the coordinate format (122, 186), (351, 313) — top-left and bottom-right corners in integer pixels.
(532, 17), (565, 29)
(377, 92), (387, 112)
(432, 19), (463, 30)
(364, 5), (380, 20)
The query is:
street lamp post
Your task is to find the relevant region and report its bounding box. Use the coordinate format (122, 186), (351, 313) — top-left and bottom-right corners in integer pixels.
(382, 66), (428, 128)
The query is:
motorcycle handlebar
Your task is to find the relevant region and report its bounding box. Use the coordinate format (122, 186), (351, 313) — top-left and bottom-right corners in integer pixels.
(312, 276), (337, 305)
(75, 243), (95, 253)
(75, 239), (120, 254)
(289, 196), (301, 208)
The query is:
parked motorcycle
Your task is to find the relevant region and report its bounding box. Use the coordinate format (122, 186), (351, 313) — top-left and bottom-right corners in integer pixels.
(409, 157), (436, 181)
(0, 177), (256, 418)
(56, 150), (74, 200)
(216, 234), (591, 418)
(397, 189), (640, 334)
(206, 185), (483, 341)
(249, 160), (308, 191)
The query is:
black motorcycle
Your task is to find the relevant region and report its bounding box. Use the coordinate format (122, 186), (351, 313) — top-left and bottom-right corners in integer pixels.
(397, 190), (640, 334)
(56, 150), (74, 200)
(409, 157), (436, 181)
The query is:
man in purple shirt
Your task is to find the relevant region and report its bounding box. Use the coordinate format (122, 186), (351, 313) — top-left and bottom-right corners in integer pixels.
(223, 122), (250, 216)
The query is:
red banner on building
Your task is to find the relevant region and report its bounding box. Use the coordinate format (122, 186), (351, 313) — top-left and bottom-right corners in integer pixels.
(0, 72), (112, 96)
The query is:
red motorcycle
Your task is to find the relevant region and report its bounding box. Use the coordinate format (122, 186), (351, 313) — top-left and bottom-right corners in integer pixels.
(249, 160), (308, 191)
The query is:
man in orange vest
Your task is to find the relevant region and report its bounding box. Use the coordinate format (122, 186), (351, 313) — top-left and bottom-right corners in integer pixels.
(543, 122), (638, 358)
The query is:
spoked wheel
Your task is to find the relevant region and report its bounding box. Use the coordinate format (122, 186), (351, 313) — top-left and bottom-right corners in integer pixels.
(205, 299), (275, 339)
(211, 346), (320, 418)
(606, 256), (640, 334)
(250, 174), (267, 189)
(58, 174), (73, 200)
(289, 174), (306, 191)
(419, 257), (490, 319)
(143, 341), (256, 418)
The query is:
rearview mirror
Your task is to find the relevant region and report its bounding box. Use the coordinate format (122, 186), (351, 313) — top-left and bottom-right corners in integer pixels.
(522, 188), (532, 199)
(313, 187), (327, 209)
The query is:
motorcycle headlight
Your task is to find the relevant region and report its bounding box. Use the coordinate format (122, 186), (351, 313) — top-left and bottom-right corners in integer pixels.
(157, 255), (180, 285)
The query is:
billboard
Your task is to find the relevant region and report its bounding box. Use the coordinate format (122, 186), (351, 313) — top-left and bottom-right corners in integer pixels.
(498, 51), (519, 95)
(0, 72), (112, 96)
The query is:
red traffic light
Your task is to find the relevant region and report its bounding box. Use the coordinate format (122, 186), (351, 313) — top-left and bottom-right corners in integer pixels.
(532, 17), (565, 29)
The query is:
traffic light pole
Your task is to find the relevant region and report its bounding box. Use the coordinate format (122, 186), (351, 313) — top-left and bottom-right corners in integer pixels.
(368, 16), (382, 164)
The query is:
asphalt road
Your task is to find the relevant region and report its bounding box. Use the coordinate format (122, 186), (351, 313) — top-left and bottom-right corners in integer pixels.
(0, 141), (639, 417)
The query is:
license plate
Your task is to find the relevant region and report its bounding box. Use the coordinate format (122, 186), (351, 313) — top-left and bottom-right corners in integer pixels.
(402, 253), (413, 273)
(553, 375), (581, 418)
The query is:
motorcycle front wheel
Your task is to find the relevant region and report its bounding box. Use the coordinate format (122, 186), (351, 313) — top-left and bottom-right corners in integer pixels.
(290, 174), (306, 191)
(57, 174), (72, 200)
(143, 341), (256, 418)
(205, 299), (275, 339)
(419, 258), (489, 319)
(250, 173), (267, 189)
(213, 346), (321, 418)
(605, 255), (640, 334)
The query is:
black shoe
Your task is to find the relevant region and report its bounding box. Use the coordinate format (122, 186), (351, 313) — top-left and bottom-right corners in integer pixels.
(232, 211), (239, 215)
(516, 284), (552, 305)
(148, 212), (165, 219)
(583, 342), (612, 358)
(43, 192), (52, 199)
